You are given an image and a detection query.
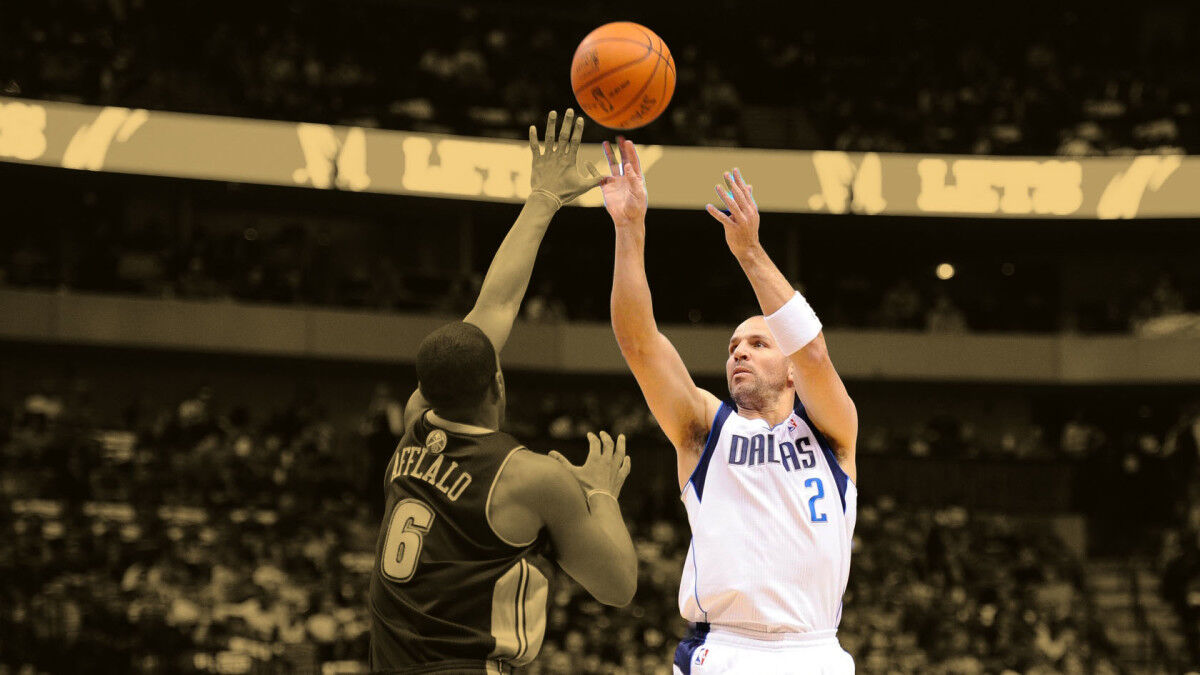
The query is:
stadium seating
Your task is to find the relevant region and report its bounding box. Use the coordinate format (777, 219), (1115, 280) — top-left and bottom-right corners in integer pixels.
(4, 374), (1194, 673)
(3, 1), (1196, 155)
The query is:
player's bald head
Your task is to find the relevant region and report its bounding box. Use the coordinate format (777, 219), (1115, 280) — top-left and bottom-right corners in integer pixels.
(735, 315), (768, 334)
(416, 322), (498, 412)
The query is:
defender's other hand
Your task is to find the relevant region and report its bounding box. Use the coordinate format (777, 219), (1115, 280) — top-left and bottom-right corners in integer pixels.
(529, 109), (604, 206)
(706, 167), (761, 259)
(548, 431), (632, 499)
(600, 137), (648, 229)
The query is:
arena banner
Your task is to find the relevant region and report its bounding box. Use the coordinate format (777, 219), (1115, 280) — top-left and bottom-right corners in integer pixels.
(0, 96), (1195, 218)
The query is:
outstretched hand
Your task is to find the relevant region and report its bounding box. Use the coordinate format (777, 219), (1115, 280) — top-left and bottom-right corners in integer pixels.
(706, 167), (761, 259)
(548, 431), (631, 499)
(529, 109), (605, 206)
(600, 137), (648, 229)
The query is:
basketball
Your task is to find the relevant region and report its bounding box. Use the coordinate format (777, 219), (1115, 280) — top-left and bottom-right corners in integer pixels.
(571, 22), (675, 130)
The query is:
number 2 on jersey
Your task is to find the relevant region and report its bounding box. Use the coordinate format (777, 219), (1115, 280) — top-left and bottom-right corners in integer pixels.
(381, 499), (436, 582)
(805, 477), (828, 523)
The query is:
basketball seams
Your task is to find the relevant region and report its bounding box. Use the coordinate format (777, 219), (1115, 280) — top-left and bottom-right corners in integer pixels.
(576, 37), (676, 75)
(658, 45), (674, 115)
(630, 24), (676, 76)
(571, 45), (654, 95)
(602, 46), (665, 126)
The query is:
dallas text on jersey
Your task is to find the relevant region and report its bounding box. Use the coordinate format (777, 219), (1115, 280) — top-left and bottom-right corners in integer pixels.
(727, 433), (821, 472)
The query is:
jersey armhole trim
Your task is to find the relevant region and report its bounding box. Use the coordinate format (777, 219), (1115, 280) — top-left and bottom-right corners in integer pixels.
(793, 395), (856, 489)
(486, 446), (539, 548)
(794, 397), (851, 512)
(681, 401), (733, 501)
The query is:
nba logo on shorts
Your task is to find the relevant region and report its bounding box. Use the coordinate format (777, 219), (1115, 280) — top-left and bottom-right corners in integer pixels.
(693, 647), (709, 665)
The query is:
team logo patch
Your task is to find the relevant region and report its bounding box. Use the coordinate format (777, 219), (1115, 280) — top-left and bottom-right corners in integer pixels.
(426, 429), (447, 454)
(693, 647), (709, 665)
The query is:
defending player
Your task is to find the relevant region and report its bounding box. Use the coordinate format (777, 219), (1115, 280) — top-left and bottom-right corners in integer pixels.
(601, 139), (858, 674)
(369, 111), (637, 674)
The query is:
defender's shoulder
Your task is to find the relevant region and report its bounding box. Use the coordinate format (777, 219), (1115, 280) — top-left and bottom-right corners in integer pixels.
(500, 446), (566, 485)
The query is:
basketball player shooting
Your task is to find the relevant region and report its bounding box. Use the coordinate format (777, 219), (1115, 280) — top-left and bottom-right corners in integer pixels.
(368, 110), (638, 674)
(601, 138), (859, 674)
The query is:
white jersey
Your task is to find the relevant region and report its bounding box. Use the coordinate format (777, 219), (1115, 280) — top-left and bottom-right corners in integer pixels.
(679, 397), (857, 634)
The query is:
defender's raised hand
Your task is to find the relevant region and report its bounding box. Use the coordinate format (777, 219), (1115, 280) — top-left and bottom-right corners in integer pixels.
(548, 431), (632, 500)
(600, 137), (648, 229)
(706, 167), (761, 259)
(529, 109), (605, 207)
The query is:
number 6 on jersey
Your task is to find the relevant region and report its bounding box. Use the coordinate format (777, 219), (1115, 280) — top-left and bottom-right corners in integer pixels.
(381, 499), (436, 582)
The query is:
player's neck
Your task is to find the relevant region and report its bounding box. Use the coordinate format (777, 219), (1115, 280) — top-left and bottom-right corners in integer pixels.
(736, 391), (794, 428)
(429, 408), (498, 433)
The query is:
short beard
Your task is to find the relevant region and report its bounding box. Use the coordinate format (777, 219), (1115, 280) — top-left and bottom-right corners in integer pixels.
(731, 380), (771, 412)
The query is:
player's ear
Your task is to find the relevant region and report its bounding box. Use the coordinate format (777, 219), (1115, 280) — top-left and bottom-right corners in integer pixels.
(492, 369), (505, 402)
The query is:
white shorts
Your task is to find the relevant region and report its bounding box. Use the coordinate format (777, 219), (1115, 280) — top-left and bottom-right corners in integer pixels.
(672, 624), (854, 675)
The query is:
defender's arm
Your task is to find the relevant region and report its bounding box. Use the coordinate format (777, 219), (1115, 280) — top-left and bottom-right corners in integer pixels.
(404, 110), (602, 430)
(465, 109), (600, 353)
(462, 192), (558, 353)
(498, 437), (637, 607)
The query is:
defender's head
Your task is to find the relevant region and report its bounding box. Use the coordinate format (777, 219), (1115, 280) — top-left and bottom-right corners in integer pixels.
(416, 322), (505, 421)
(726, 316), (795, 411)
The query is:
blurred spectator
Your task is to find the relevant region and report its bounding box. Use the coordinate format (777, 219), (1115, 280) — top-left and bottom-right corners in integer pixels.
(523, 280), (568, 323)
(360, 384), (404, 520)
(879, 278), (923, 330)
(1131, 273), (1189, 329)
(925, 292), (969, 333)
(1060, 410), (1105, 461)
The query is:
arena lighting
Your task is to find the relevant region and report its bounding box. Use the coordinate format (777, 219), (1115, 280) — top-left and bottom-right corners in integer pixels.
(936, 263), (956, 280)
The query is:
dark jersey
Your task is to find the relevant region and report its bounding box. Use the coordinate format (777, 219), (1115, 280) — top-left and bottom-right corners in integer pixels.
(368, 409), (553, 673)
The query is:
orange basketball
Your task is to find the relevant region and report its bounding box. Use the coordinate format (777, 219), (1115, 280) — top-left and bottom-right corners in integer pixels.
(571, 22), (675, 130)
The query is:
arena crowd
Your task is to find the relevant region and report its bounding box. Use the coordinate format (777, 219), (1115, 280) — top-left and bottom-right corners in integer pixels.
(4, 376), (1192, 673)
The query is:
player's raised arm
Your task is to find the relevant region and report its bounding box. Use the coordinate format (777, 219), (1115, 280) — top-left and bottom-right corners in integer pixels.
(707, 168), (859, 472)
(601, 138), (721, 488)
(405, 110), (604, 429)
(464, 108), (604, 352)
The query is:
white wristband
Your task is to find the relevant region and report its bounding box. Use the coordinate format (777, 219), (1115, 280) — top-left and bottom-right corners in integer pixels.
(531, 189), (563, 209)
(586, 489), (618, 504)
(764, 291), (822, 355)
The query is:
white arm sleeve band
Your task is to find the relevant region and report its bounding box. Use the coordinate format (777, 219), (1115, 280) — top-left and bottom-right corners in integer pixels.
(764, 291), (823, 355)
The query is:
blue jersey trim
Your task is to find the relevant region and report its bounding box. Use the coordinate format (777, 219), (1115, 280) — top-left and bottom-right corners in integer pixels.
(673, 622), (711, 675)
(793, 396), (849, 513)
(688, 539), (708, 622)
(684, 401), (733, 503)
